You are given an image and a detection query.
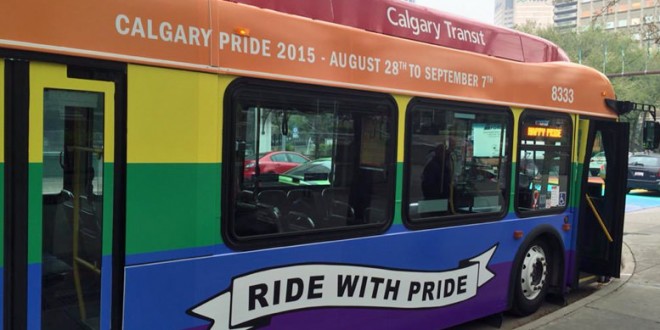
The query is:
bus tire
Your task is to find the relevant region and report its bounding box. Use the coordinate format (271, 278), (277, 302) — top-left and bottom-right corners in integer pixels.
(511, 239), (551, 316)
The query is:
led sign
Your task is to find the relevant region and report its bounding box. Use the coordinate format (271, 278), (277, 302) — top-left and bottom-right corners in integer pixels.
(526, 126), (562, 138)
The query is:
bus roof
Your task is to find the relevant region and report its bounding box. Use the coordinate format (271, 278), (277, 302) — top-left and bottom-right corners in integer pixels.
(226, 0), (570, 63)
(0, 0), (616, 118)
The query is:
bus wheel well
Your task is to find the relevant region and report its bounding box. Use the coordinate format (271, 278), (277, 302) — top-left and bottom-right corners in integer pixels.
(508, 226), (566, 314)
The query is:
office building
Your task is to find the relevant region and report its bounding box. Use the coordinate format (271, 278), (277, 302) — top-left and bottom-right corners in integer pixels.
(495, 0), (555, 28)
(553, 0), (659, 46)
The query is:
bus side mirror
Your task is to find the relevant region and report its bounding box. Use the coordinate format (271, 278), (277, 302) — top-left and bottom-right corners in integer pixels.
(643, 121), (660, 150)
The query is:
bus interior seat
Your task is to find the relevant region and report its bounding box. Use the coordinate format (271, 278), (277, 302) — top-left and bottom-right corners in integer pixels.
(251, 189), (319, 232)
(43, 190), (76, 286)
(46, 189), (104, 286)
(256, 190), (287, 213)
(51, 190), (75, 259)
(255, 190), (288, 231)
(286, 189), (321, 230)
(42, 253), (72, 287)
(238, 189), (254, 202)
(77, 195), (102, 263)
(286, 189), (319, 217)
(285, 211), (316, 230)
(321, 187), (355, 226)
(363, 207), (386, 224)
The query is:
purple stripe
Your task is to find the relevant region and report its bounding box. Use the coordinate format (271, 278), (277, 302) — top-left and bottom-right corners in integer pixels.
(187, 263), (512, 330)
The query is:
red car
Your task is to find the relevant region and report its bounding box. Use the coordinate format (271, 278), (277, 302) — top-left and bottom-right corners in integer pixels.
(244, 151), (310, 179)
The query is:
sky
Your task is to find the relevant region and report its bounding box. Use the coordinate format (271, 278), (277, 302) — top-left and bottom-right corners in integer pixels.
(413, 0), (496, 24)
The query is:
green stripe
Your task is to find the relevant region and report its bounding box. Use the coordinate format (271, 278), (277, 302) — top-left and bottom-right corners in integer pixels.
(571, 162), (584, 208)
(125, 163), (221, 255)
(394, 162), (403, 225)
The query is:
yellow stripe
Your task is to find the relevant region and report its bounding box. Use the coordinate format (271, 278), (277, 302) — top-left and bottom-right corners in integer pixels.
(28, 62), (115, 163)
(0, 59), (4, 163)
(217, 75), (234, 164)
(570, 114), (578, 163)
(127, 65), (234, 163)
(394, 95), (412, 163)
(577, 116), (590, 164)
(510, 107), (523, 160)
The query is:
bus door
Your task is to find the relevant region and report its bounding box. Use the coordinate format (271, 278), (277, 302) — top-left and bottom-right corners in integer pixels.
(578, 119), (629, 278)
(0, 58), (5, 328)
(4, 59), (119, 330)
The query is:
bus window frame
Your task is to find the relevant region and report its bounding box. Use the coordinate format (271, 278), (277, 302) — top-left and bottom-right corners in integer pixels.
(402, 98), (513, 230)
(221, 78), (398, 250)
(514, 110), (573, 217)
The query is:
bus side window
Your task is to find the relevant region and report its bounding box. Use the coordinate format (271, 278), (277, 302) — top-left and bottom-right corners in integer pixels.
(225, 80), (396, 245)
(516, 112), (572, 213)
(406, 101), (511, 224)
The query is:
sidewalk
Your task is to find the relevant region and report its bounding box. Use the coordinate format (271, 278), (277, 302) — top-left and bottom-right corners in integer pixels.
(517, 207), (660, 329)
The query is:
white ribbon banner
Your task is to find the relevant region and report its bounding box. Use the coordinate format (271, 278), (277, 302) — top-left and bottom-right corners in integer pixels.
(190, 245), (497, 330)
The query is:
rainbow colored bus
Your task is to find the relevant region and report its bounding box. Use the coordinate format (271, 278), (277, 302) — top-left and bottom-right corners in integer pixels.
(0, 0), (633, 329)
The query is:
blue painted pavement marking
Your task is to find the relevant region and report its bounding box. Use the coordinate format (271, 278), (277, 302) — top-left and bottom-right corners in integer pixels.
(626, 191), (660, 212)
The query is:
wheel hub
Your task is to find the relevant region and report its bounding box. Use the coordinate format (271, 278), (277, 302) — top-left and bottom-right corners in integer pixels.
(520, 244), (547, 300)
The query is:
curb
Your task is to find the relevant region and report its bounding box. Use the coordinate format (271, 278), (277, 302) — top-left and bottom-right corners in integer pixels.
(515, 240), (635, 329)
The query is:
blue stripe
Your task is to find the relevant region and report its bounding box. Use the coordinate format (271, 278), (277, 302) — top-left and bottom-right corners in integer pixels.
(27, 263), (42, 330)
(100, 255), (113, 330)
(0, 269), (3, 328)
(126, 245), (219, 265)
(125, 209), (578, 265)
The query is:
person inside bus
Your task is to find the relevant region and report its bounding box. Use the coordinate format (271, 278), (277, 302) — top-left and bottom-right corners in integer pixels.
(421, 143), (453, 202)
(518, 156), (541, 209)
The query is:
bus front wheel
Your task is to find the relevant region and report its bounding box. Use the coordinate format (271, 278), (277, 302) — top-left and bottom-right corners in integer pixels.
(512, 239), (551, 316)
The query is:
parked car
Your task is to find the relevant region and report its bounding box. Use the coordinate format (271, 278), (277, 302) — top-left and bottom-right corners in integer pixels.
(589, 151), (606, 177)
(627, 154), (660, 192)
(279, 158), (331, 186)
(244, 151), (310, 179)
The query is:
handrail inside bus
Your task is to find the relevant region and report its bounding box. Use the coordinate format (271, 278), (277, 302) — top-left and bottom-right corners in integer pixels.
(585, 194), (614, 243)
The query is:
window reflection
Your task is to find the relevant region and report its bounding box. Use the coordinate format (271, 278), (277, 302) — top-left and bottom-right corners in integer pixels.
(229, 82), (395, 239)
(42, 89), (104, 330)
(516, 113), (571, 212)
(407, 102), (511, 222)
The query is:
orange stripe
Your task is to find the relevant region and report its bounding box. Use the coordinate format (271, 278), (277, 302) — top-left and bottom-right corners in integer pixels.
(0, 0), (616, 118)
